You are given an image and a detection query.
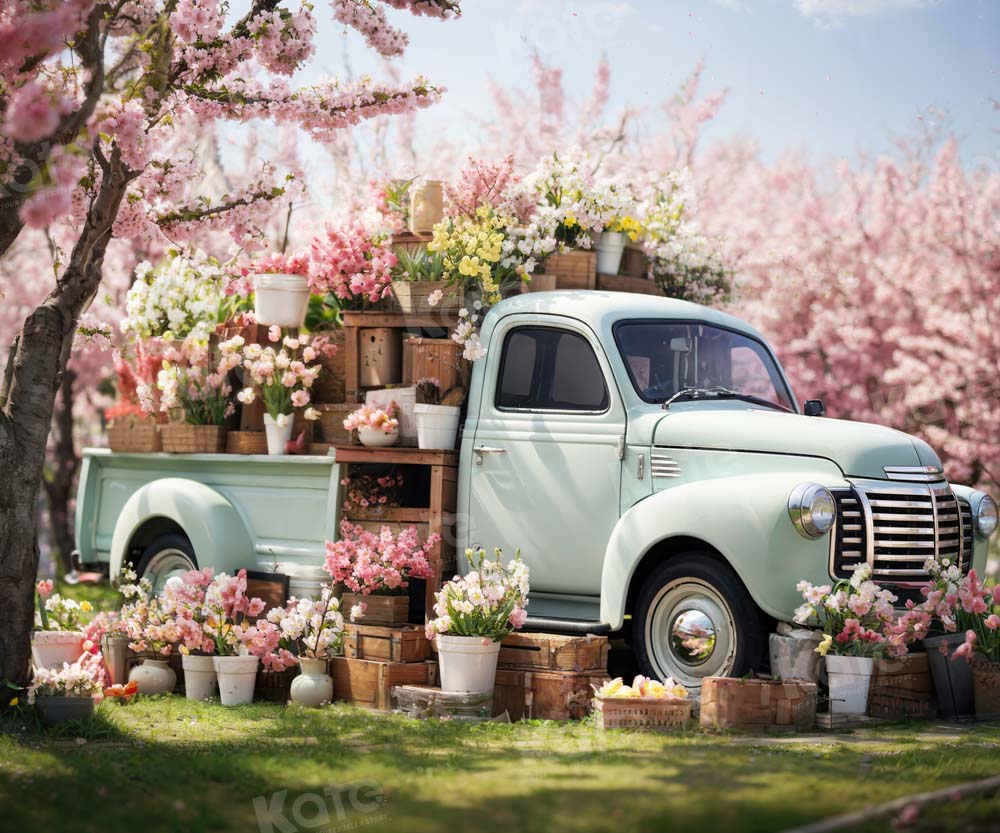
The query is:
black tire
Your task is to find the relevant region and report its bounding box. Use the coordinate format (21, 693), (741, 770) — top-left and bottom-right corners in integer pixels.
(632, 553), (767, 690)
(135, 533), (198, 592)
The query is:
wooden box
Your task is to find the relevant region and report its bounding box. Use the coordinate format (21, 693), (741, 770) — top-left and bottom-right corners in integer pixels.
(360, 327), (403, 389)
(330, 656), (433, 711)
(391, 231), (433, 256)
(867, 653), (935, 719)
(316, 403), (355, 445)
(620, 245), (650, 278)
(540, 250), (596, 290)
(493, 668), (609, 721)
(402, 337), (465, 394)
(160, 424), (226, 454)
(312, 328), (347, 404)
(345, 624), (431, 663)
(498, 632), (609, 673)
(699, 677), (818, 730)
(342, 593), (409, 627)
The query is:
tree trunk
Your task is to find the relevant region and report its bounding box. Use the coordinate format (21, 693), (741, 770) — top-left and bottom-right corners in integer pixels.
(0, 147), (133, 699)
(41, 367), (79, 576)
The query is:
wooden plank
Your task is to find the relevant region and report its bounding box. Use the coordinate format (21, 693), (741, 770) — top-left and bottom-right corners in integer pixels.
(333, 444), (458, 467)
(347, 506), (430, 523)
(342, 311), (459, 330)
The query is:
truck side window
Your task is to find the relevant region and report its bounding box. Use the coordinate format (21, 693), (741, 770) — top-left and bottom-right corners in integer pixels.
(496, 326), (609, 412)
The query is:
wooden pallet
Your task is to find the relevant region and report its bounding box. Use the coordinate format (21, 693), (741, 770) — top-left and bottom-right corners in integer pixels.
(329, 656), (434, 711)
(493, 668), (609, 721)
(498, 632), (609, 673)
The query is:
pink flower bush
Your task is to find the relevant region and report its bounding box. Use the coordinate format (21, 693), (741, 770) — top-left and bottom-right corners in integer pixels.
(308, 221), (397, 307)
(324, 520), (438, 596)
(241, 250), (311, 278)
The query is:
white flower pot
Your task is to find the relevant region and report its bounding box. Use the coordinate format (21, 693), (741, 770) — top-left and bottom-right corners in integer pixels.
(289, 658), (332, 708)
(825, 654), (875, 715)
(213, 655), (260, 706)
(128, 659), (177, 695)
(263, 413), (295, 455)
(595, 231), (626, 275)
(181, 654), (218, 702)
(413, 403), (461, 450)
(253, 273), (310, 328)
(31, 630), (84, 670)
(436, 634), (502, 693)
(358, 425), (399, 448)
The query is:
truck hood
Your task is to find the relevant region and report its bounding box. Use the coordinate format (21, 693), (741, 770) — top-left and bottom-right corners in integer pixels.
(643, 408), (941, 480)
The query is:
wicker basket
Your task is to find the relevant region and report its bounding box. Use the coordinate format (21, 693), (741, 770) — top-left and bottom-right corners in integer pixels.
(226, 431), (268, 455)
(594, 696), (692, 731)
(107, 420), (161, 453)
(161, 424), (226, 454)
(255, 666), (301, 703)
(391, 280), (463, 315)
(866, 686), (935, 720)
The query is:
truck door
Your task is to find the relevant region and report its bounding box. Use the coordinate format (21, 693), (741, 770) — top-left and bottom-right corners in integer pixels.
(467, 316), (625, 596)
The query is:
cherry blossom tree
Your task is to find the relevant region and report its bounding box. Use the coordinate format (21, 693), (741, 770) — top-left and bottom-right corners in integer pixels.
(0, 0), (460, 698)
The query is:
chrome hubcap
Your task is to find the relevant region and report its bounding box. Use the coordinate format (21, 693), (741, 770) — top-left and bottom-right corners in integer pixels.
(144, 548), (195, 593)
(646, 578), (737, 689)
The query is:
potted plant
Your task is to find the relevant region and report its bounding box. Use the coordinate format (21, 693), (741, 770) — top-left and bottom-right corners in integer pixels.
(412, 378), (462, 450)
(236, 330), (322, 454)
(201, 570), (273, 706)
(391, 247), (463, 314)
(121, 584), (180, 695)
(343, 402), (399, 447)
(425, 547), (530, 694)
(242, 251), (312, 328)
(31, 580), (88, 670)
(29, 654), (104, 726)
(794, 564), (897, 715)
(324, 520), (439, 626)
(161, 568), (221, 702)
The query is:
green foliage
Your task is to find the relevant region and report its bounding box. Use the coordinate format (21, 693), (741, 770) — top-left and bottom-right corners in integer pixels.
(392, 246), (446, 283)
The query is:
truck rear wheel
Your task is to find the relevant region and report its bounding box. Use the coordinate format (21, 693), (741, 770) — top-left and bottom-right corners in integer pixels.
(136, 533), (198, 592)
(632, 553), (766, 691)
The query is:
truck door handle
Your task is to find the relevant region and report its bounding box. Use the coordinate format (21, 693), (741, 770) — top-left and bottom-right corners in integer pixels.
(474, 446), (507, 465)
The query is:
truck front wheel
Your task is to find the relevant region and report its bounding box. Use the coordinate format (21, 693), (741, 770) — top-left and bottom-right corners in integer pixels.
(136, 533), (198, 592)
(632, 554), (766, 691)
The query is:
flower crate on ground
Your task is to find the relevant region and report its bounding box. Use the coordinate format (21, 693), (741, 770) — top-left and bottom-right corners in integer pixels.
(345, 624), (431, 663)
(330, 656), (435, 711)
(699, 677), (817, 730)
(392, 684), (493, 721)
(595, 696), (691, 731)
(498, 632), (609, 673)
(493, 668), (610, 721)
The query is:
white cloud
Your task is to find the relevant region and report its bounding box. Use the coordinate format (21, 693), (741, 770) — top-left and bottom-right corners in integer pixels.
(793, 0), (938, 18)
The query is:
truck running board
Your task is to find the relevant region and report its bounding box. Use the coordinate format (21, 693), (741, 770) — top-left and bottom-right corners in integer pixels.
(522, 616), (612, 635)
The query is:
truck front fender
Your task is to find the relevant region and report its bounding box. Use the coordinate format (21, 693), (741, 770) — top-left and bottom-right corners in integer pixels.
(110, 478), (253, 578)
(600, 471), (847, 630)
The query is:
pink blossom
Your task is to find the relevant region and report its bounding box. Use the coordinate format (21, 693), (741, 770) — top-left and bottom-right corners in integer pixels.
(36, 579), (53, 598)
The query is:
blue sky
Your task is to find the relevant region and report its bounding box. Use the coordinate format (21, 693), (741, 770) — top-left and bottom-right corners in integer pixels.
(304, 0), (998, 167)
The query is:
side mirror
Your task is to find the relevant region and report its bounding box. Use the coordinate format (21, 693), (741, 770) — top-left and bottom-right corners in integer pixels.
(803, 399), (826, 417)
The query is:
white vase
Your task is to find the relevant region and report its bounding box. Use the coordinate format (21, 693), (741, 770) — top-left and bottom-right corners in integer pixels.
(436, 634), (502, 693)
(289, 658), (332, 708)
(825, 655), (875, 715)
(128, 659), (177, 695)
(413, 404), (461, 450)
(358, 425), (399, 448)
(263, 413), (295, 455)
(31, 630), (85, 669)
(595, 231), (626, 275)
(181, 654), (218, 702)
(253, 273), (310, 327)
(213, 655), (260, 706)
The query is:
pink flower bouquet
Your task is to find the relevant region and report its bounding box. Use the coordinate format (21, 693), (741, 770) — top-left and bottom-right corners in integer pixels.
(324, 520), (438, 596)
(343, 403), (398, 435)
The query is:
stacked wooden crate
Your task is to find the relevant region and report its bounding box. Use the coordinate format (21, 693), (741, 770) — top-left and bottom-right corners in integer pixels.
(493, 632), (610, 721)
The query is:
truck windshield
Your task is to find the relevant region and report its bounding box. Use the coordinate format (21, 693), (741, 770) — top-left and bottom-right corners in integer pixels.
(614, 321), (795, 411)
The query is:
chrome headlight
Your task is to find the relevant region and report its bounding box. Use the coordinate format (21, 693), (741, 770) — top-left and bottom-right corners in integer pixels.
(788, 483), (837, 539)
(976, 494), (998, 538)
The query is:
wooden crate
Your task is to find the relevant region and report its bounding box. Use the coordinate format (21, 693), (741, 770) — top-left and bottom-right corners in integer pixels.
(493, 668), (609, 721)
(330, 656), (433, 711)
(867, 653), (935, 719)
(312, 328), (347, 404)
(541, 250), (596, 290)
(392, 281), (463, 316)
(342, 593), (409, 627)
(620, 245), (650, 278)
(595, 697), (691, 731)
(346, 624), (431, 663)
(498, 632), (609, 673)
(392, 684), (493, 721)
(391, 231), (433, 256)
(699, 677), (818, 730)
(402, 337), (465, 393)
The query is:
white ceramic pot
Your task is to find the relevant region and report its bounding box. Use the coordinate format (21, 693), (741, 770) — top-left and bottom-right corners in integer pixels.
(128, 659), (177, 695)
(263, 413), (295, 455)
(358, 425), (399, 448)
(436, 634), (502, 693)
(413, 403), (461, 450)
(214, 655), (260, 706)
(253, 273), (310, 327)
(289, 658), (332, 708)
(181, 654), (218, 702)
(825, 654), (875, 715)
(595, 231), (626, 275)
(31, 630), (85, 669)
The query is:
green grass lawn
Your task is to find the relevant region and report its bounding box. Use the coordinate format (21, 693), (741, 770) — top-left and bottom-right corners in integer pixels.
(2, 697), (999, 833)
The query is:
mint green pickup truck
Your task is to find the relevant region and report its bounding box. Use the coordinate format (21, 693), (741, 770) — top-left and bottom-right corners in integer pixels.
(76, 292), (997, 688)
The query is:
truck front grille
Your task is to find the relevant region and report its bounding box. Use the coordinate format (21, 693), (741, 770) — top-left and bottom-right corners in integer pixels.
(830, 479), (971, 581)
